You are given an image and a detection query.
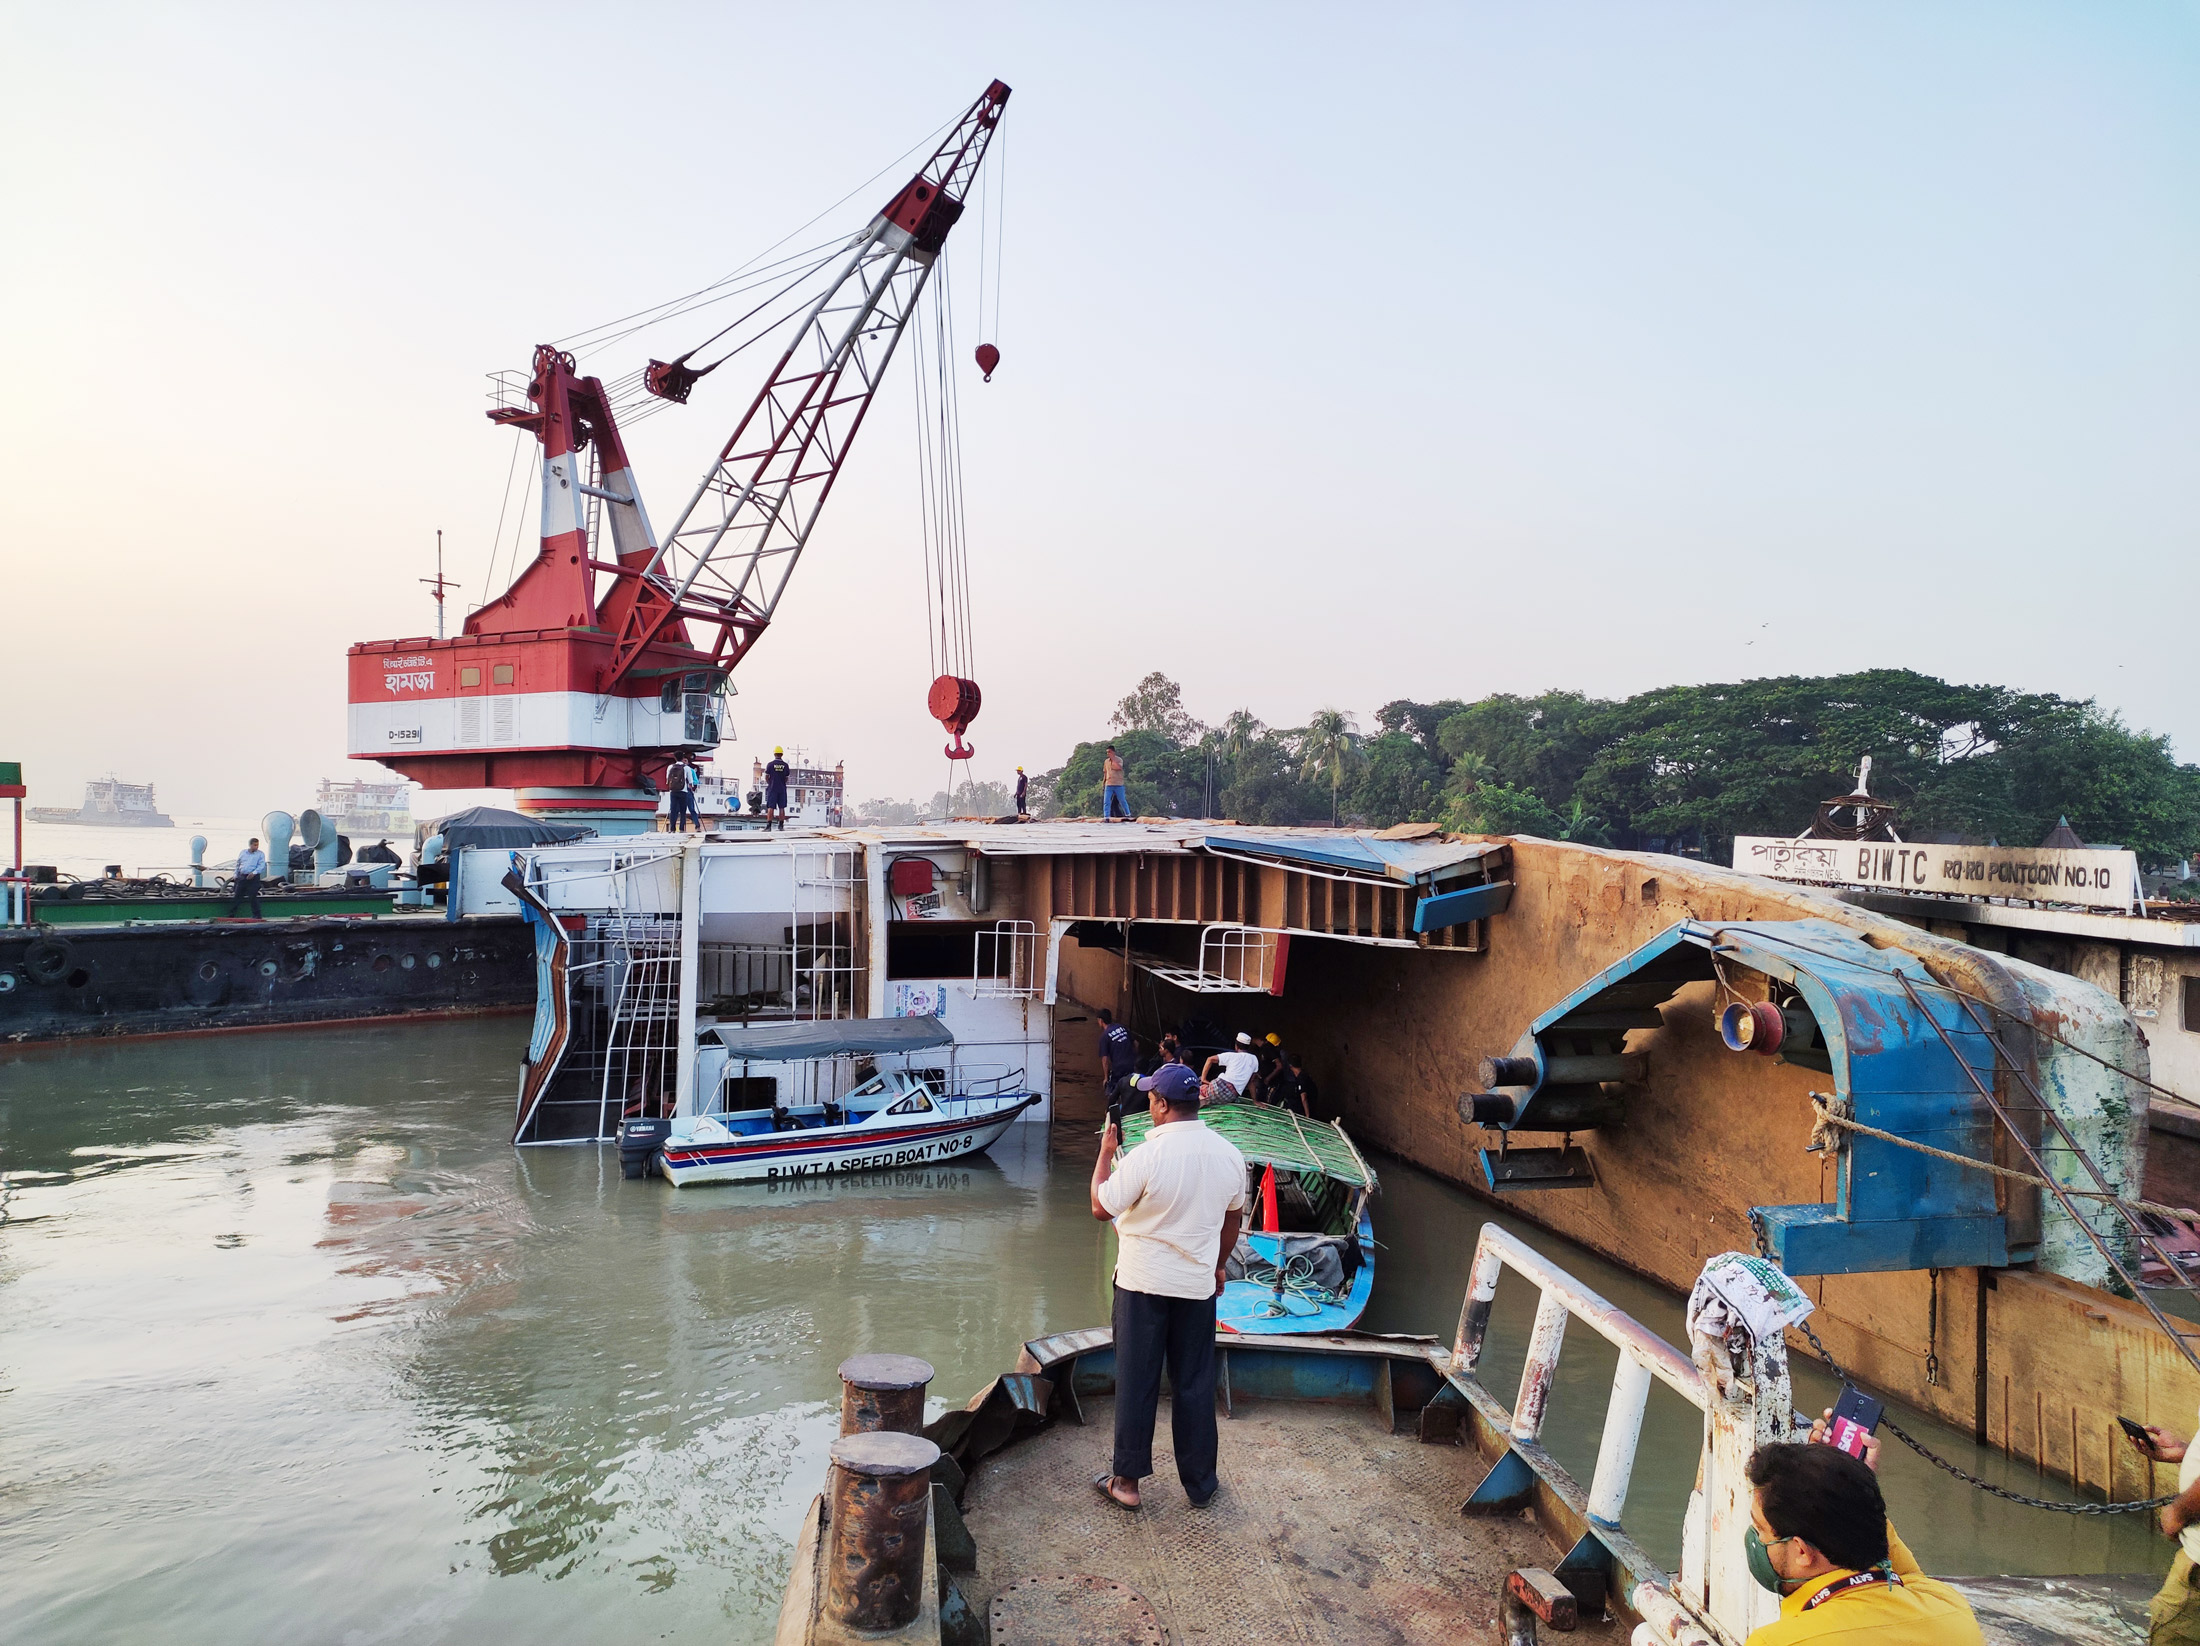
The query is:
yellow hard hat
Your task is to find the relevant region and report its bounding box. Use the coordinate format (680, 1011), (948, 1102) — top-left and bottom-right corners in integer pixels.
(774, 746), (783, 754)
(1265, 1033), (1281, 1045)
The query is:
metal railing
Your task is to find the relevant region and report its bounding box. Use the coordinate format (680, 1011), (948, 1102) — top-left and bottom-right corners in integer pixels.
(973, 920), (1039, 998)
(1456, 1223), (1707, 1531)
(697, 939), (857, 1022)
(1135, 924), (1280, 994)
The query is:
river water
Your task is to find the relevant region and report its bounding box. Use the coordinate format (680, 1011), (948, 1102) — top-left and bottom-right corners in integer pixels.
(0, 1018), (2161, 1641)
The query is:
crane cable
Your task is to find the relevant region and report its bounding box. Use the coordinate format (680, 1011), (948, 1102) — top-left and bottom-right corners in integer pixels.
(913, 260), (976, 690)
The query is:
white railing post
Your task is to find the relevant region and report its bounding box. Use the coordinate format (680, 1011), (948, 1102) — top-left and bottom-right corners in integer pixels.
(674, 837), (702, 1117)
(1587, 1352), (1653, 1526)
(1512, 1288), (1570, 1442)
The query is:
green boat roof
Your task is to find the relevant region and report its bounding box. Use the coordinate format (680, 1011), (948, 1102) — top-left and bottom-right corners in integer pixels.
(1119, 1104), (1376, 1192)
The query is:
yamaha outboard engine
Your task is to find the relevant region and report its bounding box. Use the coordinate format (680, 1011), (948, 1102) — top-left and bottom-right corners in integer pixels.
(619, 1117), (672, 1179)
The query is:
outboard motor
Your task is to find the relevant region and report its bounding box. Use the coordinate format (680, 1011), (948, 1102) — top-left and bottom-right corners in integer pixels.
(618, 1117), (672, 1180)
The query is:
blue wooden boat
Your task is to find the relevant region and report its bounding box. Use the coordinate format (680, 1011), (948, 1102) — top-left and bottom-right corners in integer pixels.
(1114, 1103), (1377, 1334)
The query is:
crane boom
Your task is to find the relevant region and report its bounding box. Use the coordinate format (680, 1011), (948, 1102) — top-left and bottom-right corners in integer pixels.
(607, 79), (1011, 687)
(345, 79), (1009, 823)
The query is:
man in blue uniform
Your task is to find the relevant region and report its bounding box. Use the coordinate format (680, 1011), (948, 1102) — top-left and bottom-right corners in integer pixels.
(1097, 1007), (1138, 1104)
(764, 747), (792, 830)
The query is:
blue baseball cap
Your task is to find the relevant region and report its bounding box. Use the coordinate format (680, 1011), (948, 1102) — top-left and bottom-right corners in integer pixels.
(1137, 1063), (1201, 1104)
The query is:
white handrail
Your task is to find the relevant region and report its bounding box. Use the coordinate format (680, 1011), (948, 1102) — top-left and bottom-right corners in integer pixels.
(1455, 1223), (1706, 1529)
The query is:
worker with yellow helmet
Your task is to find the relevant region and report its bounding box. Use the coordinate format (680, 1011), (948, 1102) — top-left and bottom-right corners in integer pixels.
(1015, 765), (1029, 818)
(763, 746), (793, 831)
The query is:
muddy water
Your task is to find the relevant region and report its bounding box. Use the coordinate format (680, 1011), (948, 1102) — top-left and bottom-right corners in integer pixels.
(0, 1019), (2159, 1642)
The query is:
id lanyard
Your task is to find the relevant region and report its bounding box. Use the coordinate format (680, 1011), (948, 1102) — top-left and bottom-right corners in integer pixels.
(1802, 1568), (1903, 1611)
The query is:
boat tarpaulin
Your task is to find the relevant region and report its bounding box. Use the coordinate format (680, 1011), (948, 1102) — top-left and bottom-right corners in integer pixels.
(1120, 1105), (1376, 1190)
(710, 1015), (954, 1061)
(419, 806), (594, 852)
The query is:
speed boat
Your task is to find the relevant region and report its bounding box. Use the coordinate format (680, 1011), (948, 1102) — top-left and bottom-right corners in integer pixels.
(642, 1015), (1039, 1187)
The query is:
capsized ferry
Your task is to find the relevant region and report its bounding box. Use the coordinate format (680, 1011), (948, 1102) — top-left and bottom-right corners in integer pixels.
(637, 1016), (1039, 1186)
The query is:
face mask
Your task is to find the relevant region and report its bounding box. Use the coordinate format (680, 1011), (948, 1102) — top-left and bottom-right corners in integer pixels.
(1744, 1526), (1796, 1594)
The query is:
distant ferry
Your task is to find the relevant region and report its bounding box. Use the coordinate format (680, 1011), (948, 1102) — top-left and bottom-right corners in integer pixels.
(28, 778), (174, 828)
(314, 777), (413, 838)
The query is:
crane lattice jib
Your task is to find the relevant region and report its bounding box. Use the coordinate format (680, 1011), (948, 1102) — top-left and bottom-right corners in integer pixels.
(604, 79), (1010, 688)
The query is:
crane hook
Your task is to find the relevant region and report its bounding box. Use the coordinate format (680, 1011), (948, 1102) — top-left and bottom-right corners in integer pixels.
(974, 343), (1000, 382)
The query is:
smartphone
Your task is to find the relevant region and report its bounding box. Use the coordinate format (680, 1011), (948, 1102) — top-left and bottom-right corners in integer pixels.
(1106, 1099), (1124, 1135)
(1827, 1384), (1884, 1458)
(2120, 1415), (2155, 1448)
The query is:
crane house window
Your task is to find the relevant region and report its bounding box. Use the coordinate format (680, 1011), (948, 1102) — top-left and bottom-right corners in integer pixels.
(459, 666), (481, 687)
(492, 664), (515, 685)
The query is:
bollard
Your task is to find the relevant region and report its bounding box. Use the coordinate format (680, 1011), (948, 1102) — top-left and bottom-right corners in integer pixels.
(838, 1353), (934, 1436)
(825, 1430), (939, 1631)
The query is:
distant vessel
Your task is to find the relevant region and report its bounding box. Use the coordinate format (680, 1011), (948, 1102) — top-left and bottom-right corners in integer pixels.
(314, 777), (413, 838)
(28, 778), (174, 828)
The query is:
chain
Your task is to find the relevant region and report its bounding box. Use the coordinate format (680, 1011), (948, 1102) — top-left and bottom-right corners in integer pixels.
(1747, 1211), (2173, 1514)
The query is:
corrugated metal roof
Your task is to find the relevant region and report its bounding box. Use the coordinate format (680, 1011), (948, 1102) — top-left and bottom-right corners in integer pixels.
(1197, 828), (1502, 884)
(834, 821), (1208, 857)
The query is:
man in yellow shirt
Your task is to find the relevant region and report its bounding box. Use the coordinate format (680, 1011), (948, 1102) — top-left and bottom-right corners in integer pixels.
(1743, 1440), (1982, 1644)
(2124, 1415), (2200, 1643)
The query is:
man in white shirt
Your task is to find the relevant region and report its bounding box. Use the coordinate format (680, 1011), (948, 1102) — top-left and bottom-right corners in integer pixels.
(1090, 1062), (1248, 1511)
(1201, 1032), (1261, 1106)
(227, 838), (268, 920)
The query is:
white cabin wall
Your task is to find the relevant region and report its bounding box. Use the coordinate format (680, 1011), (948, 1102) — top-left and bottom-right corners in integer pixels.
(882, 979), (1052, 1123)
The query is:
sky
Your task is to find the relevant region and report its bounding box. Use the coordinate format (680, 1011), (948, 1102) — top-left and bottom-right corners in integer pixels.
(3, 3), (2195, 818)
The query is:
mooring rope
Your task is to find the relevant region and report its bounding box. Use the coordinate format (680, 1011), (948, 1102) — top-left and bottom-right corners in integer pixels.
(1806, 1095), (2200, 1224)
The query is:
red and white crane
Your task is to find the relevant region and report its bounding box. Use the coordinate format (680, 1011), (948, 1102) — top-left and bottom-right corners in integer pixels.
(347, 79), (1009, 826)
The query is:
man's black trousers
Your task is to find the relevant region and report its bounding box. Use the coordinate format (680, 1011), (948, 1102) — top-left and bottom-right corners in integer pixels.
(228, 874), (263, 917)
(1111, 1284), (1219, 1500)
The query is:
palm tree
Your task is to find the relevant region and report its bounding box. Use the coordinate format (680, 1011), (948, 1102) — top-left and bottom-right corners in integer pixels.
(1298, 708), (1360, 826)
(1446, 750), (1490, 794)
(1556, 797), (1609, 845)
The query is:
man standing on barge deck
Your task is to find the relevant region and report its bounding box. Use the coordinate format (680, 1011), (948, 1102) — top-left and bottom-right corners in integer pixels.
(1100, 745), (1130, 822)
(228, 837), (266, 919)
(1089, 1062), (1246, 1511)
(763, 747), (792, 830)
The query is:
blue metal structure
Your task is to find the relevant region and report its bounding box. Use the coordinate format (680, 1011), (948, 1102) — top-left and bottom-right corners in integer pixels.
(1480, 918), (2009, 1274)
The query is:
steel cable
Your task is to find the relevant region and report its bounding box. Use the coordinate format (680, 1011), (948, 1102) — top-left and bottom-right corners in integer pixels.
(1747, 1210), (2175, 1513)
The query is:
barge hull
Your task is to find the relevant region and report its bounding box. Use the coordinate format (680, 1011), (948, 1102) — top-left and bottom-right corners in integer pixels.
(0, 915), (535, 1044)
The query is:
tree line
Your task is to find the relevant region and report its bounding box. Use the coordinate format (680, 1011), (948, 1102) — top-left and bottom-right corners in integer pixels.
(1027, 669), (2200, 866)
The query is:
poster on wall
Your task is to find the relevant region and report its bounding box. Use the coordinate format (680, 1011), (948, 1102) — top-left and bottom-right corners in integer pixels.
(891, 983), (947, 1019)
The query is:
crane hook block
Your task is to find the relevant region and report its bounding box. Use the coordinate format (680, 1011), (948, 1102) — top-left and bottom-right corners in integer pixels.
(929, 674), (982, 764)
(974, 343), (1000, 381)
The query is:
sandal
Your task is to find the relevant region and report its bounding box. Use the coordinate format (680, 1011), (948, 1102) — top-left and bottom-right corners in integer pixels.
(1092, 1472), (1140, 1511)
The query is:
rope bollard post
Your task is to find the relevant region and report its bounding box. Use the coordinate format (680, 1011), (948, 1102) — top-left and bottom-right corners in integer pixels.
(838, 1353), (934, 1435)
(824, 1430), (939, 1631)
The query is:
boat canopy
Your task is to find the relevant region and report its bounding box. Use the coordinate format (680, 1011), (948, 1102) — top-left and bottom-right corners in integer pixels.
(1121, 1105), (1376, 1192)
(420, 806), (594, 851)
(709, 1015), (954, 1061)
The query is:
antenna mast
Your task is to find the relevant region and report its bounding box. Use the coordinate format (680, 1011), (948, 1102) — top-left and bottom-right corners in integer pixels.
(419, 529), (458, 640)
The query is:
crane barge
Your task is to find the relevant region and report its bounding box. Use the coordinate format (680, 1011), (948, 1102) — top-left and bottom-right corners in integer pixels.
(347, 80), (1009, 831)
